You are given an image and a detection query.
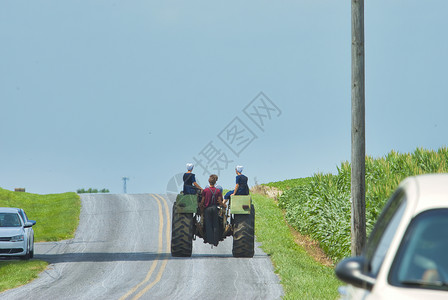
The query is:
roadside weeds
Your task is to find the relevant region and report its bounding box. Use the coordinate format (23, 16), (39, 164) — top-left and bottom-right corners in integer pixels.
(251, 191), (340, 300)
(252, 185), (334, 267)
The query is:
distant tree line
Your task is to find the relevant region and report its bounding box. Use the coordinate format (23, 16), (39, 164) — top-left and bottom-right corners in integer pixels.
(77, 188), (110, 194)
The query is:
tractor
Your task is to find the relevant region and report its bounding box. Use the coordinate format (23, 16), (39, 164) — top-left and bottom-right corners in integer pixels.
(170, 191), (255, 257)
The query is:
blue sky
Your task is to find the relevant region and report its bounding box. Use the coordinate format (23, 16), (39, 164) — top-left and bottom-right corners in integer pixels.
(1, 1), (447, 194)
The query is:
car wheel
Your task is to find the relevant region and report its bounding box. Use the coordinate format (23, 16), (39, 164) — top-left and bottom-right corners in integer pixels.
(20, 241), (32, 260)
(20, 252), (31, 260)
(29, 238), (34, 258)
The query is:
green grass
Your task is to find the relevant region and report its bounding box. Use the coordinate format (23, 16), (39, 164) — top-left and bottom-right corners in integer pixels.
(0, 260), (48, 291)
(0, 188), (81, 292)
(253, 193), (340, 299)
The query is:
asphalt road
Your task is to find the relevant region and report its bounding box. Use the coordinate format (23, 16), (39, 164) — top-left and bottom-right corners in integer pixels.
(1, 194), (283, 300)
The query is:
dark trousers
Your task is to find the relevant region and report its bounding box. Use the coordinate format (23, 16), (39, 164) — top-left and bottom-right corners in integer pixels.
(204, 205), (219, 246)
(224, 190), (234, 200)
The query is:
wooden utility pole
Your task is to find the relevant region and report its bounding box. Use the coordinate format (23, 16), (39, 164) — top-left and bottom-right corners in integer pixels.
(351, 0), (366, 256)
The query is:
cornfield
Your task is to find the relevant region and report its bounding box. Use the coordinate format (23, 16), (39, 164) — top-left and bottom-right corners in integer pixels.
(275, 147), (448, 263)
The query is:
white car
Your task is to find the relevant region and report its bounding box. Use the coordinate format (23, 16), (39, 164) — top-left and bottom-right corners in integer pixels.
(336, 174), (448, 299)
(0, 207), (36, 260)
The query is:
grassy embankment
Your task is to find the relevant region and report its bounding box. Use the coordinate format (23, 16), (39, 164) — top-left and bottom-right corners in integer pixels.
(266, 147), (448, 263)
(0, 188), (80, 292)
(253, 193), (340, 299)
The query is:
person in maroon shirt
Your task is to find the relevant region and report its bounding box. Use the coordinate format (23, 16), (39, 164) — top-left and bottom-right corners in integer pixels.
(200, 174), (226, 246)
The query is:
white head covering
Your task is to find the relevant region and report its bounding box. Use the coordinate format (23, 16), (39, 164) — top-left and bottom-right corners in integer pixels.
(186, 163), (194, 171)
(236, 165), (244, 173)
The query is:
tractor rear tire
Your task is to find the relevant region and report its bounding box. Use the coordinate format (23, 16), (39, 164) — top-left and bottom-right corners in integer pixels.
(232, 204), (255, 258)
(171, 203), (194, 257)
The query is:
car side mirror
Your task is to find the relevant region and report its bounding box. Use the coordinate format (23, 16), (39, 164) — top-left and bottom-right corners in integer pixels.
(24, 221), (35, 228)
(335, 256), (376, 291)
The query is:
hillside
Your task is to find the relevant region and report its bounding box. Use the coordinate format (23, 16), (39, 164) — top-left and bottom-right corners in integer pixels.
(0, 188), (80, 241)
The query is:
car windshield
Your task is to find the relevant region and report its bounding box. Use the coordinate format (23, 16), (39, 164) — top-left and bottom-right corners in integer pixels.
(0, 213), (22, 227)
(364, 189), (407, 277)
(390, 209), (448, 291)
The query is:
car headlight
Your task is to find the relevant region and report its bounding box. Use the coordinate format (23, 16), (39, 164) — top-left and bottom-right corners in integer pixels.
(10, 235), (24, 242)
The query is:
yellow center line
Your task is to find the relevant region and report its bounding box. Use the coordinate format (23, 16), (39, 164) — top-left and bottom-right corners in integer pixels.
(133, 194), (171, 299)
(120, 194), (165, 300)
